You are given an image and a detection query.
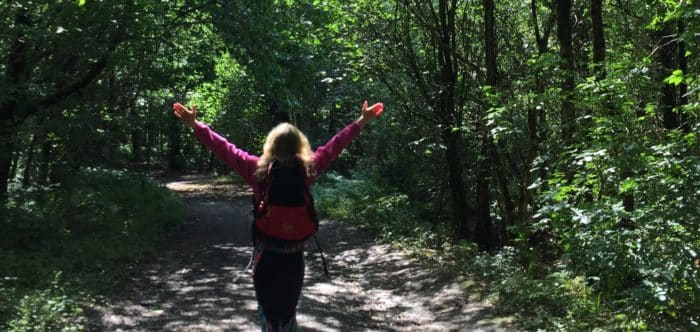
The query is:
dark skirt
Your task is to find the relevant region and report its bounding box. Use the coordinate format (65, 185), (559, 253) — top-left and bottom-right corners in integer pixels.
(253, 249), (304, 332)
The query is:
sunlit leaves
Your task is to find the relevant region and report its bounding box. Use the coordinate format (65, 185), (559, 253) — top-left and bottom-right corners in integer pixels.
(664, 69), (685, 86)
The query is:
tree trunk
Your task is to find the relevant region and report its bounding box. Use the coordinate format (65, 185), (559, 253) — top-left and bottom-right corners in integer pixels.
(484, 0), (497, 86)
(479, 0), (498, 248)
(557, 0), (575, 144)
(38, 133), (52, 185)
(678, 19), (690, 132)
(21, 133), (38, 187)
(167, 116), (183, 171)
(132, 129), (144, 163)
(475, 130), (493, 249)
(9, 144), (21, 183)
(0, 137), (15, 199)
(518, 0), (553, 225)
(657, 23), (679, 130)
(145, 122), (155, 166)
(438, 0), (474, 241)
(0, 11), (31, 200)
(130, 100), (144, 163)
(443, 128), (473, 239)
(591, 0), (605, 79)
(394, 0), (474, 240)
(128, 91), (144, 163)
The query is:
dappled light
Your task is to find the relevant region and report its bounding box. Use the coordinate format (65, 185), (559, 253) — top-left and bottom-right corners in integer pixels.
(2, 1), (696, 330)
(88, 176), (509, 331)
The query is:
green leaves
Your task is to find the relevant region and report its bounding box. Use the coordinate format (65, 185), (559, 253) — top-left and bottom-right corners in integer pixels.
(619, 178), (637, 194)
(664, 70), (685, 86)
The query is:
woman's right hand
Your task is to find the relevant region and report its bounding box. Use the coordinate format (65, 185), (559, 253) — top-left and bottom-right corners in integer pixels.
(172, 102), (197, 129)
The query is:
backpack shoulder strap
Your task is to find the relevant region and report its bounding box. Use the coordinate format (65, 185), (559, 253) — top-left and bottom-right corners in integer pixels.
(258, 162), (275, 201)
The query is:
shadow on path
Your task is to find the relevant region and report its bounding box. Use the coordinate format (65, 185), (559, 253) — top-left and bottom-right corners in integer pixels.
(88, 175), (511, 331)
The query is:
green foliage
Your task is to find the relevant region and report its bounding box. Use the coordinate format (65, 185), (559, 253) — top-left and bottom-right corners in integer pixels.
(314, 173), (420, 241)
(314, 172), (477, 267)
(7, 273), (86, 332)
(2, 0), (698, 330)
(471, 248), (610, 330)
(0, 170), (185, 329)
(524, 64), (700, 330)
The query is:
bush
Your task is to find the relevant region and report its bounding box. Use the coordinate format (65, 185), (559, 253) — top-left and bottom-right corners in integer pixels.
(314, 172), (441, 246)
(8, 273), (86, 332)
(0, 168), (185, 329)
(471, 247), (608, 330)
(533, 124), (700, 330)
(314, 172), (475, 267)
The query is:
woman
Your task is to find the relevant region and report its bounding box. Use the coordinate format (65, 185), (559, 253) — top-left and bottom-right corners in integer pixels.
(172, 100), (384, 331)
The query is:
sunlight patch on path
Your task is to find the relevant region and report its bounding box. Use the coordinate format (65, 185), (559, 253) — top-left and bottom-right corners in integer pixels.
(89, 175), (511, 331)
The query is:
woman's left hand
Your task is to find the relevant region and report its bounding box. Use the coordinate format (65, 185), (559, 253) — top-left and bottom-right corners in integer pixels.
(357, 100), (384, 128)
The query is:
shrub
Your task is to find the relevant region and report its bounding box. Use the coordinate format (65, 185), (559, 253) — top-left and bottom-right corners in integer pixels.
(0, 168), (185, 329)
(7, 273), (86, 332)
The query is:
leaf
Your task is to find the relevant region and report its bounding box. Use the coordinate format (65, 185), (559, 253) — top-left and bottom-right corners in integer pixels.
(77, 0), (86, 6)
(663, 70), (684, 86)
(620, 179), (637, 193)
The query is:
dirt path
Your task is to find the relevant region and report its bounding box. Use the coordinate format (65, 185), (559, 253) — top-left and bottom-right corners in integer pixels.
(88, 175), (511, 331)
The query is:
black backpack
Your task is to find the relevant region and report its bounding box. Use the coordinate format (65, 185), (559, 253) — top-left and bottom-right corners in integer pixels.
(250, 162), (329, 276)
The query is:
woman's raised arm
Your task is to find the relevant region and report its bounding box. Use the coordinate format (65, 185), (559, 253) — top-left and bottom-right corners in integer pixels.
(172, 103), (258, 186)
(313, 101), (384, 175)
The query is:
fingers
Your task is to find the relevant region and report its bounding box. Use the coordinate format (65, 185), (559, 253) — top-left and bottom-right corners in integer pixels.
(173, 102), (193, 115)
(372, 102), (384, 116)
(366, 102), (384, 117)
(362, 100), (368, 112)
(191, 104), (197, 117)
(173, 102), (186, 112)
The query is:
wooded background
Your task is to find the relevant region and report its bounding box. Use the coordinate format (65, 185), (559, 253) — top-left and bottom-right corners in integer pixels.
(1, 0), (698, 330)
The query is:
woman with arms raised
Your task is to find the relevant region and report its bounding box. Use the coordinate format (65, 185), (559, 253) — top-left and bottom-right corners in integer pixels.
(172, 100), (384, 332)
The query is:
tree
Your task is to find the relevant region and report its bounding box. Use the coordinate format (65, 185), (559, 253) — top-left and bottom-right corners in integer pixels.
(556, 0), (575, 144)
(591, 0), (605, 78)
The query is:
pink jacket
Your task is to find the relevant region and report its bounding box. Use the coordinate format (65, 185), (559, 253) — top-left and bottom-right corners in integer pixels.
(193, 120), (362, 197)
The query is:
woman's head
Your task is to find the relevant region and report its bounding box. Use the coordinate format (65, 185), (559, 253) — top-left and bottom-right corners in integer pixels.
(256, 122), (314, 180)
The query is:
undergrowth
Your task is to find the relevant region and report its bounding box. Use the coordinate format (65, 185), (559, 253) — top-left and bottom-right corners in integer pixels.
(0, 169), (185, 331)
(313, 172), (696, 331)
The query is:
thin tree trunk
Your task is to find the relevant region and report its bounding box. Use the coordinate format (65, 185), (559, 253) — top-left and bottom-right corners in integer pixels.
(0, 10), (30, 200)
(678, 19), (690, 132)
(130, 101), (144, 163)
(518, 0), (551, 225)
(475, 132), (492, 249)
(145, 122), (154, 166)
(591, 0), (605, 79)
(480, 0), (498, 247)
(394, 0), (474, 240)
(167, 117), (183, 171)
(38, 133), (52, 185)
(484, 0), (497, 86)
(658, 24), (679, 130)
(443, 127), (473, 239)
(557, 0), (575, 144)
(8, 150), (19, 186)
(21, 133), (38, 187)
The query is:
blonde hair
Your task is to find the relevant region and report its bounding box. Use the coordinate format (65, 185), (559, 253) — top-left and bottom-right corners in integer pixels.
(255, 122), (315, 181)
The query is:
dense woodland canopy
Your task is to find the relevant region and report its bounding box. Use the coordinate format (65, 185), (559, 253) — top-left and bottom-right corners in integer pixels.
(1, 0), (698, 330)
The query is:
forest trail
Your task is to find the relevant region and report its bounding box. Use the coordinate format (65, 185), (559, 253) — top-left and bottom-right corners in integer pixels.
(88, 175), (510, 331)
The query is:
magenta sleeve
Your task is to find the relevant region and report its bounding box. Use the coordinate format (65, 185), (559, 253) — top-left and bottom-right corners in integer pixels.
(312, 120), (362, 176)
(193, 121), (259, 186)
